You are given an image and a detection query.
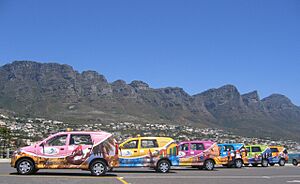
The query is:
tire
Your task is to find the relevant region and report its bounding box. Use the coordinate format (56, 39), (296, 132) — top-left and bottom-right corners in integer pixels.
(235, 159), (243, 168)
(269, 163), (275, 166)
(90, 160), (107, 176)
(204, 160), (215, 171)
(156, 160), (171, 173)
(261, 159), (268, 167)
(278, 159), (285, 166)
(292, 159), (298, 166)
(16, 158), (35, 175)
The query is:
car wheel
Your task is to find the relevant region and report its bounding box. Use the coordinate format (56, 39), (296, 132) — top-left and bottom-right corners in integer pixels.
(16, 158), (35, 175)
(235, 159), (243, 168)
(292, 159), (298, 166)
(278, 159), (285, 166)
(156, 160), (170, 173)
(261, 159), (268, 167)
(269, 163), (275, 166)
(204, 160), (215, 171)
(90, 160), (107, 176)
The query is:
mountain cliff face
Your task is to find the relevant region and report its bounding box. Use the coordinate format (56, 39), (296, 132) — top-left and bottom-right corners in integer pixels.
(1, 61), (300, 141)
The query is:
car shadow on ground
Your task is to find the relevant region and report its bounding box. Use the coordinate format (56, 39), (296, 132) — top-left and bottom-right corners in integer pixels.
(9, 172), (117, 177)
(111, 170), (177, 174)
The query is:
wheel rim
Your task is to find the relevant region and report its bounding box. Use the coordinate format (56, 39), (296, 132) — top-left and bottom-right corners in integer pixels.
(19, 161), (32, 174)
(93, 163), (105, 175)
(236, 160), (242, 168)
(206, 161), (214, 170)
(262, 160), (268, 167)
(159, 162), (169, 172)
(279, 160), (285, 166)
(292, 160), (298, 166)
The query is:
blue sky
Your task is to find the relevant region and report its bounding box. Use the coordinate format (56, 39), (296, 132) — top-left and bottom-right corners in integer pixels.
(0, 0), (299, 105)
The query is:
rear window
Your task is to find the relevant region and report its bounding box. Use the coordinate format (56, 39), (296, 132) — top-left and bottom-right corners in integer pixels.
(141, 139), (159, 148)
(191, 143), (204, 151)
(252, 147), (262, 152)
(270, 148), (279, 153)
(70, 134), (92, 145)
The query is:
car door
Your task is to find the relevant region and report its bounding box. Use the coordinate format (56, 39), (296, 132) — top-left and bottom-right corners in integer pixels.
(251, 146), (262, 161)
(190, 143), (204, 156)
(65, 134), (93, 166)
(178, 143), (191, 165)
(139, 139), (159, 156)
(119, 138), (140, 166)
(36, 134), (69, 168)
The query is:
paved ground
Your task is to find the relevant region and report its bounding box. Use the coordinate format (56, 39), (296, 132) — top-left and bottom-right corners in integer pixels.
(1, 163), (300, 184)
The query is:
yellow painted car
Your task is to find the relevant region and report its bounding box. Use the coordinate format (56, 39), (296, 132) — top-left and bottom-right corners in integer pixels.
(118, 136), (178, 172)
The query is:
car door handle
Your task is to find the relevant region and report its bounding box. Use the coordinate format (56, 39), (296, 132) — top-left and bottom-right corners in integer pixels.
(60, 148), (64, 150)
(134, 150), (137, 152)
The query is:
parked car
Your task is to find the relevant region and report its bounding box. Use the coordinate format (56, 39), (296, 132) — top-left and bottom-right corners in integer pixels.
(290, 154), (300, 166)
(11, 131), (117, 176)
(177, 140), (219, 170)
(268, 146), (288, 166)
(118, 136), (178, 173)
(244, 145), (272, 167)
(216, 143), (247, 168)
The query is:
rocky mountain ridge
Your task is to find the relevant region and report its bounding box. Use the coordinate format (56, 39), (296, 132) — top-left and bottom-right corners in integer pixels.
(0, 61), (299, 141)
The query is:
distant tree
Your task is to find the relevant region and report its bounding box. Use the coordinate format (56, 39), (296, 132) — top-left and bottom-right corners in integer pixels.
(0, 127), (11, 158)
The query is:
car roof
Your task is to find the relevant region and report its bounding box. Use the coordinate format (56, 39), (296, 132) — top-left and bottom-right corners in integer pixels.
(179, 140), (215, 144)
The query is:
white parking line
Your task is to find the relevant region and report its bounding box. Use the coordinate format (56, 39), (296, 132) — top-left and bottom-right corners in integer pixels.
(287, 181), (300, 183)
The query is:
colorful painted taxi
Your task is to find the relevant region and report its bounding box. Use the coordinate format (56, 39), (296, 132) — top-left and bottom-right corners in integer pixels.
(177, 141), (219, 170)
(118, 136), (178, 173)
(216, 143), (247, 168)
(244, 145), (272, 167)
(11, 131), (117, 176)
(268, 146), (288, 166)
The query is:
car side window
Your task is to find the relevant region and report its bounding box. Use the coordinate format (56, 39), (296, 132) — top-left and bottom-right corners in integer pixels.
(270, 148), (279, 152)
(141, 139), (158, 148)
(252, 147), (261, 152)
(46, 135), (68, 146)
(123, 140), (138, 149)
(246, 147), (250, 152)
(225, 145), (234, 151)
(70, 134), (92, 145)
(191, 143), (204, 151)
(179, 143), (189, 151)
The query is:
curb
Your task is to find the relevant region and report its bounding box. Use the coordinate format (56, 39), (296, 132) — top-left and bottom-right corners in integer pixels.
(0, 159), (10, 163)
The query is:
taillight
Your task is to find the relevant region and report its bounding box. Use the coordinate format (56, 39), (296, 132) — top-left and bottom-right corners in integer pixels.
(115, 144), (119, 155)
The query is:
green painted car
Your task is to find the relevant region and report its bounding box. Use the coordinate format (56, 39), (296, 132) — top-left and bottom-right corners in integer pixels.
(244, 145), (272, 167)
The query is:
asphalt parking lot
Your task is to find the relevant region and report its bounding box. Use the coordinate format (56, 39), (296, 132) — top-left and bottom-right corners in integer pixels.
(1, 163), (300, 184)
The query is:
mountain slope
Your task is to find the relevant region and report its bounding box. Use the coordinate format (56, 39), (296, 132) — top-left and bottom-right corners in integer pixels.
(0, 61), (300, 141)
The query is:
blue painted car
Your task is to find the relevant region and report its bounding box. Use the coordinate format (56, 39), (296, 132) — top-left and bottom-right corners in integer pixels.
(217, 143), (247, 168)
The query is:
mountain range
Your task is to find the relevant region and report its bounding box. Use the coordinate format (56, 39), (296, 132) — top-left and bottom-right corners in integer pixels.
(0, 61), (299, 141)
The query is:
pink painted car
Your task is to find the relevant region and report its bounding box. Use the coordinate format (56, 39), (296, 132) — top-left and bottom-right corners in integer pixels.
(11, 131), (118, 176)
(177, 140), (219, 170)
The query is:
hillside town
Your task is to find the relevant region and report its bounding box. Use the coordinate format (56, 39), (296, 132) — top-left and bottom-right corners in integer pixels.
(1, 113), (300, 157)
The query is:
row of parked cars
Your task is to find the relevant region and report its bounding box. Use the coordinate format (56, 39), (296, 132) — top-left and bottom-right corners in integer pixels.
(10, 130), (294, 176)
